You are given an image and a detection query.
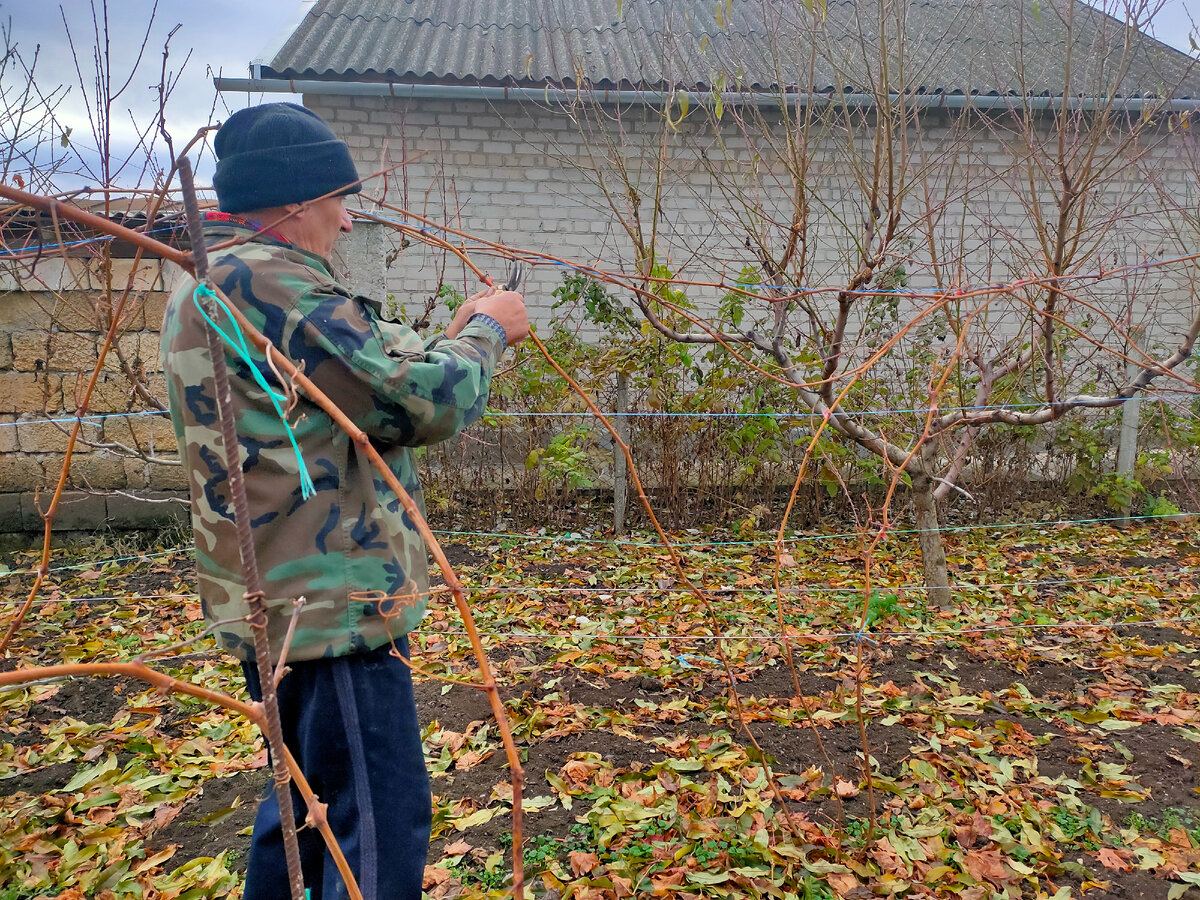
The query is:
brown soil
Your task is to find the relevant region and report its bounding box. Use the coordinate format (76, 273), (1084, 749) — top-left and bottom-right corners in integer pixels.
(6, 638), (1195, 884)
(145, 770), (267, 873)
(2, 539), (1197, 897)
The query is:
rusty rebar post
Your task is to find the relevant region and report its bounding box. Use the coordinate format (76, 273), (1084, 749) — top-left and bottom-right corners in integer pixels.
(178, 159), (307, 900)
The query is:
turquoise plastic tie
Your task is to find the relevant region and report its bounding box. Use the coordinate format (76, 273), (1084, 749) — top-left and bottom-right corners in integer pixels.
(192, 284), (316, 500)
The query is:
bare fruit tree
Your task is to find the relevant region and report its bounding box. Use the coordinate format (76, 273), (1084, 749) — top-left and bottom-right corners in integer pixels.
(538, 0), (1199, 603)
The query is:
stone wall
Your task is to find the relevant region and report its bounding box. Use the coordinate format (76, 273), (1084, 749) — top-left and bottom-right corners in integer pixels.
(0, 222), (387, 535)
(0, 256), (185, 534)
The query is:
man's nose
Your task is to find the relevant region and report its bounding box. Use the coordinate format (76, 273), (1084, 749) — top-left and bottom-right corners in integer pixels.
(341, 209), (353, 233)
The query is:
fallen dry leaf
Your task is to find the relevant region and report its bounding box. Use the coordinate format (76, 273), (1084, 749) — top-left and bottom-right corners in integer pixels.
(1097, 848), (1133, 872)
(834, 777), (861, 798)
(562, 758), (601, 785)
(650, 867), (687, 893)
(569, 850), (600, 876)
(870, 837), (907, 875)
(423, 865), (452, 889)
(455, 749), (489, 770)
(610, 874), (633, 895)
(964, 849), (1012, 886)
(827, 872), (860, 895)
(150, 804), (182, 830)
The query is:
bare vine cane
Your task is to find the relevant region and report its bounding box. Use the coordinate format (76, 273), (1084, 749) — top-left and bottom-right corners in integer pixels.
(177, 159), (307, 900)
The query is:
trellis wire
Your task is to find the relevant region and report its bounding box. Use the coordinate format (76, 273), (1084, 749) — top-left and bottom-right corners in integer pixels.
(6, 216), (1195, 301)
(2, 510), (1195, 577)
(420, 615), (1199, 644)
(5, 392), (1198, 430)
(0, 225), (183, 258)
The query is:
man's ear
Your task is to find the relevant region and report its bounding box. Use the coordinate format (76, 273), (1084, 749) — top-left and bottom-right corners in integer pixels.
(284, 202), (304, 220)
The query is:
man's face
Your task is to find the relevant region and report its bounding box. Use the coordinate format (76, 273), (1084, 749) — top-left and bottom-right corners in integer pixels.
(289, 195), (353, 258)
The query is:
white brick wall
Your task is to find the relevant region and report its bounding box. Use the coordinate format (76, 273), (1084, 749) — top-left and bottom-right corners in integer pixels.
(308, 94), (1197, 371)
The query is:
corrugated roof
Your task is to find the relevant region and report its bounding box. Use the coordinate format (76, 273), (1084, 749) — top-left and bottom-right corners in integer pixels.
(263, 0), (1200, 98)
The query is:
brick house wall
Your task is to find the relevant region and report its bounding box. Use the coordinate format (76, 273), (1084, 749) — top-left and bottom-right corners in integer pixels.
(0, 96), (1193, 534)
(309, 94), (1197, 358)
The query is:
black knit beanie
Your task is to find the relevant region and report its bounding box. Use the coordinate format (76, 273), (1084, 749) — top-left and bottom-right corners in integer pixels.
(212, 103), (362, 214)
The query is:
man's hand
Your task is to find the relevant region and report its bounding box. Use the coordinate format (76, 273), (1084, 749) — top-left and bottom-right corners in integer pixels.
(475, 290), (529, 347)
(443, 286), (489, 339)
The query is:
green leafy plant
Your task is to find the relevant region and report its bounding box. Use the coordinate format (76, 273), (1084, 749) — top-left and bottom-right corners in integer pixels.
(525, 425), (598, 496)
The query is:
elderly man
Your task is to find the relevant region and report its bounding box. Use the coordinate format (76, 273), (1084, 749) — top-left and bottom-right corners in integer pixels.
(161, 102), (527, 899)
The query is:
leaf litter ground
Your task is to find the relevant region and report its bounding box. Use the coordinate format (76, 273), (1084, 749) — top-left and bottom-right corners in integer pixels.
(0, 520), (1198, 899)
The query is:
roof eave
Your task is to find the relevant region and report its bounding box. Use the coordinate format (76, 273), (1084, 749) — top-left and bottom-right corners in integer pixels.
(214, 76), (1200, 112)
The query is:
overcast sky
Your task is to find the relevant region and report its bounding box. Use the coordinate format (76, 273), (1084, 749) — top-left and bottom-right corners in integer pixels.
(2, 0), (1197, 191)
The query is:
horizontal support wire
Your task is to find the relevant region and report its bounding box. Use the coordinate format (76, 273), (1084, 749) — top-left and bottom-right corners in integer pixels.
(3, 511), (1196, 576)
(4, 566), (1193, 607)
(0, 225), (183, 258)
(0, 410), (167, 428)
(422, 615), (1199, 644)
(5, 393), (1198, 430)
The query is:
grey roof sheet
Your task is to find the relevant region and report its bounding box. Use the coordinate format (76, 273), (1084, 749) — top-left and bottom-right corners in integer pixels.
(264, 0), (1200, 98)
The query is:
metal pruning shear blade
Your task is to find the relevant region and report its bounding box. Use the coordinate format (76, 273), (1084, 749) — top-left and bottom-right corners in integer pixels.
(501, 260), (525, 293)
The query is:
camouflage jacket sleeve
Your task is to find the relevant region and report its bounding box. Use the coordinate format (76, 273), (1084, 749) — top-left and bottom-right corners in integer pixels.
(290, 287), (505, 447)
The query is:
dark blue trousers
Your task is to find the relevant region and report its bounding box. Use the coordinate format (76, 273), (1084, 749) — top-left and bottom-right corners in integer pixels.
(240, 639), (431, 900)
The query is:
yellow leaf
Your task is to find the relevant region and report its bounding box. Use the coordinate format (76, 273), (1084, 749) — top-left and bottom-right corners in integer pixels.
(454, 807), (499, 830)
(134, 844), (178, 873)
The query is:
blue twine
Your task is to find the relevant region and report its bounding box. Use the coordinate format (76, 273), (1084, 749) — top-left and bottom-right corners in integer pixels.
(675, 652), (721, 669)
(0, 225), (182, 258)
(191, 284), (315, 500)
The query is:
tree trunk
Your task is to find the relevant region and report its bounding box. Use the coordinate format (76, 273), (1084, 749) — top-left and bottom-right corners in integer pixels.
(911, 474), (951, 607)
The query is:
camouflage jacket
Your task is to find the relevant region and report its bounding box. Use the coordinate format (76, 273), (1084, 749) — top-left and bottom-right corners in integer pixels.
(161, 217), (505, 663)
